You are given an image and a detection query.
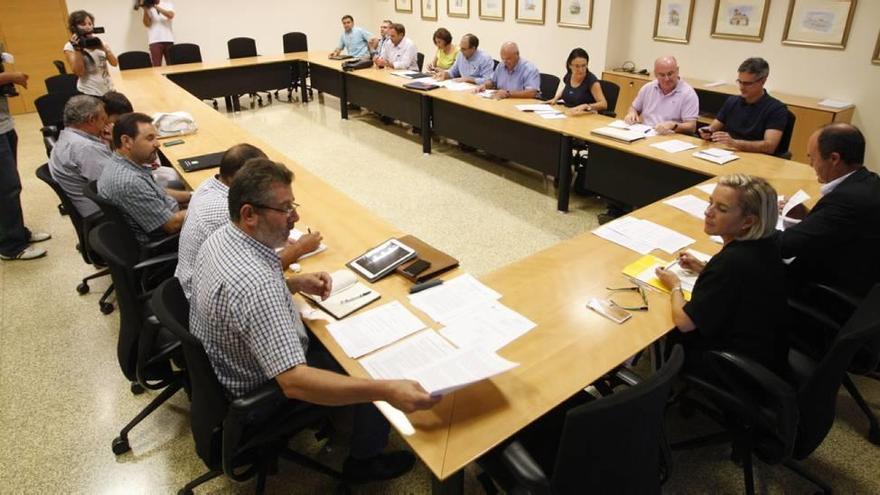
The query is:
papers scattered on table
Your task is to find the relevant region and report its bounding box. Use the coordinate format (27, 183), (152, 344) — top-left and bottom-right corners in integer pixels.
(288, 228), (327, 259)
(327, 301), (426, 358)
(663, 194), (708, 219)
(777, 189), (810, 231)
(408, 273), (501, 323)
(438, 301), (536, 352)
(704, 80), (726, 88)
(650, 139), (697, 154)
(693, 148), (739, 165)
(478, 89), (497, 98)
(818, 98), (852, 109)
(593, 216), (695, 255)
(435, 80), (475, 91)
(696, 183), (717, 196)
(360, 330), (457, 379)
(608, 119), (657, 136)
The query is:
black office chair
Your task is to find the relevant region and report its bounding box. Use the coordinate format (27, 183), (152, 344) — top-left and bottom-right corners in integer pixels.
(167, 43), (202, 65)
(417, 52), (425, 72)
(52, 60), (67, 75)
(151, 278), (345, 494)
(118, 51), (153, 70)
(281, 32), (313, 101)
(33, 93), (73, 157)
(44, 74), (78, 95)
(226, 37), (271, 108)
(493, 59), (500, 70)
(89, 222), (186, 456)
(539, 73), (560, 102)
(598, 79), (620, 118)
(481, 345), (684, 494)
(673, 284), (880, 494)
(35, 164), (115, 313)
(776, 110), (796, 160)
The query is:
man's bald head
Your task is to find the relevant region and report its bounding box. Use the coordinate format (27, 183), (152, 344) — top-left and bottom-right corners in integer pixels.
(500, 42), (520, 70)
(654, 55), (680, 94)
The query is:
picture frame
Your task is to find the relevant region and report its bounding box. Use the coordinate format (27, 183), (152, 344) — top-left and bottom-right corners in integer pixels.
(782, 0), (858, 50)
(557, 0), (592, 28)
(874, 31), (880, 65)
(395, 0), (414, 13)
(479, 0), (505, 20)
(711, 0), (771, 42)
(421, 0), (439, 20)
(448, 0), (470, 18)
(653, 0), (695, 43)
(516, 0), (545, 24)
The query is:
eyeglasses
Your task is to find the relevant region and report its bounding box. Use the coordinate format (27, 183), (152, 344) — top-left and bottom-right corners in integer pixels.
(735, 77), (764, 87)
(249, 201), (300, 215)
(606, 285), (649, 311)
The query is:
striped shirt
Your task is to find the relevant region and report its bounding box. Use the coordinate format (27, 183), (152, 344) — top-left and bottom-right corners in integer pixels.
(175, 176), (229, 299)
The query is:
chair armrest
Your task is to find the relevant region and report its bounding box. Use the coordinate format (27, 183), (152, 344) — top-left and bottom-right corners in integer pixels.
(500, 440), (552, 495)
(133, 251), (178, 272)
(40, 125), (59, 138)
(142, 233), (180, 257)
(227, 380), (289, 423)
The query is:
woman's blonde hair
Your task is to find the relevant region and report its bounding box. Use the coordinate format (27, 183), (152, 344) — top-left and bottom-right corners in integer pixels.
(717, 174), (778, 240)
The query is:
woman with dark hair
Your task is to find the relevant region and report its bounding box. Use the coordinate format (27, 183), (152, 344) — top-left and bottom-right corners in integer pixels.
(427, 27), (459, 72)
(63, 10), (117, 96)
(548, 48), (606, 115)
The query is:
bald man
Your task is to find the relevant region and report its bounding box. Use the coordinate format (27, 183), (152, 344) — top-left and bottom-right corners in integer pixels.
(624, 56), (698, 135)
(476, 42), (540, 100)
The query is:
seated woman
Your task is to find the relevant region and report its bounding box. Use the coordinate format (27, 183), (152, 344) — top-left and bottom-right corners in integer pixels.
(548, 48), (606, 116)
(427, 27), (459, 72)
(655, 174), (789, 377)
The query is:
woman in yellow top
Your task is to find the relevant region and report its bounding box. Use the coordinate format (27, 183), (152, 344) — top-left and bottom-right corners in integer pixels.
(427, 27), (459, 72)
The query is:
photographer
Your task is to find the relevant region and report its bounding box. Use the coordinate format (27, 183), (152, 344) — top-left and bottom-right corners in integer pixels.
(63, 10), (117, 97)
(139, 0), (175, 66)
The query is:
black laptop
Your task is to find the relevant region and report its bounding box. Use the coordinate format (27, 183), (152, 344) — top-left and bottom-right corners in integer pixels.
(179, 151), (225, 173)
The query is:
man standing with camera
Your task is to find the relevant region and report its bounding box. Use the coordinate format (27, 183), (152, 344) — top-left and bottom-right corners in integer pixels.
(64, 10), (117, 96)
(139, 0), (175, 66)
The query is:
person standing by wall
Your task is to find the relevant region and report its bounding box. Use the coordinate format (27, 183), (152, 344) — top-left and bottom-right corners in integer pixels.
(140, 0), (175, 66)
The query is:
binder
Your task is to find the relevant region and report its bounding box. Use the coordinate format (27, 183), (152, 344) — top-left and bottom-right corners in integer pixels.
(395, 235), (460, 282)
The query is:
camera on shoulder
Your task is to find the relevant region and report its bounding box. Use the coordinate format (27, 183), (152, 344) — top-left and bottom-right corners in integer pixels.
(134, 0), (159, 9)
(0, 47), (18, 97)
(75, 26), (105, 50)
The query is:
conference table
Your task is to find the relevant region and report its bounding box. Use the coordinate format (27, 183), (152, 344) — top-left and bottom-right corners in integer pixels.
(112, 52), (820, 493)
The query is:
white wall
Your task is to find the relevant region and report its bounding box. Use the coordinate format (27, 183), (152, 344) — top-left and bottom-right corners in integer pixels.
(606, 0), (880, 169)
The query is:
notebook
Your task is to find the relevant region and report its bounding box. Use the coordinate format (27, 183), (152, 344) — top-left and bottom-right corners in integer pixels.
(178, 151), (224, 172)
(302, 269), (380, 320)
(590, 126), (648, 143)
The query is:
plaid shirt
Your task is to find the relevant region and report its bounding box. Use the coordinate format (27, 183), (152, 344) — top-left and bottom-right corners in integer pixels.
(97, 152), (178, 244)
(175, 176), (229, 299)
(190, 223), (309, 398)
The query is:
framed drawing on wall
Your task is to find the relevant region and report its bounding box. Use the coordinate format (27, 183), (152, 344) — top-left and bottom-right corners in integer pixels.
(516, 0), (545, 24)
(782, 0), (858, 49)
(396, 0), (414, 13)
(448, 0), (470, 18)
(711, 0), (770, 42)
(422, 0), (439, 20)
(480, 0), (504, 20)
(874, 31), (880, 64)
(653, 0), (695, 43)
(557, 0), (592, 29)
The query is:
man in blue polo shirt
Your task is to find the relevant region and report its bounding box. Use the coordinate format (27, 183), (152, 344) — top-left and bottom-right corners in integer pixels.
(438, 33), (494, 85)
(330, 15), (371, 59)
(698, 57), (789, 156)
(476, 42), (540, 100)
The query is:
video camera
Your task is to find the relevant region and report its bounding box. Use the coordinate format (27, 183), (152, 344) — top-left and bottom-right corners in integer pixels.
(0, 47), (17, 97)
(134, 0), (159, 9)
(74, 26), (105, 51)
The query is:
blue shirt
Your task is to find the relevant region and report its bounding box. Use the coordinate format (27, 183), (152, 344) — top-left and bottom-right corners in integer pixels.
(337, 26), (372, 58)
(491, 58), (541, 96)
(448, 48), (494, 85)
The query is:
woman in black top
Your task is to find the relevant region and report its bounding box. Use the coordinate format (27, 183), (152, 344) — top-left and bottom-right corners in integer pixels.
(655, 174), (789, 376)
(548, 48), (607, 115)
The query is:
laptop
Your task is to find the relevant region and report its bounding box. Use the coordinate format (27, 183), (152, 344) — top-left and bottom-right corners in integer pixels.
(178, 151), (225, 173)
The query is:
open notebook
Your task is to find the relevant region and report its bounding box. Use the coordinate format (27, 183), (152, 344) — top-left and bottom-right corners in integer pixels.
(302, 269), (380, 320)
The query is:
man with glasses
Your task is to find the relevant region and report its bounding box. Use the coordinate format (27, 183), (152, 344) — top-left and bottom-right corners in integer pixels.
(623, 56), (698, 135)
(437, 33), (494, 85)
(191, 159), (439, 483)
(369, 19), (393, 61)
(698, 57), (788, 156)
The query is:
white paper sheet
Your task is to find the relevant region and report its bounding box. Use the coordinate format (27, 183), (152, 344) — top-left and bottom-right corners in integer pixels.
(592, 217), (654, 254)
(663, 194), (709, 219)
(650, 139), (697, 154)
(696, 183), (717, 196)
(599, 217), (695, 254)
(537, 112), (566, 119)
(438, 302), (536, 351)
(327, 301), (426, 358)
(287, 228), (327, 259)
(408, 274), (502, 323)
(818, 98), (852, 109)
(782, 189), (810, 217)
(408, 347), (519, 396)
(607, 120), (656, 136)
(360, 330), (458, 379)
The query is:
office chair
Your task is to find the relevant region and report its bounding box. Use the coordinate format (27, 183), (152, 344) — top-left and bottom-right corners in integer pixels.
(151, 278), (346, 495)
(417, 52), (425, 72)
(493, 59), (500, 70)
(226, 37), (272, 108)
(281, 32), (313, 102)
(35, 164), (114, 314)
(52, 60), (67, 75)
(539, 73), (560, 102)
(480, 345), (683, 494)
(33, 93), (73, 158)
(776, 110), (796, 160)
(567, 80), (623, 201)
(672, 284), (880, 494)
(118, 51), (153, 70)
(598, 79), (620, 118)
(44, 74), (78, 95)
(165, 43), (221, 111)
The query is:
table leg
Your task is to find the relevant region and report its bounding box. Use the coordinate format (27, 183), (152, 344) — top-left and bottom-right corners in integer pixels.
(340, 73), (349, 120)
(224, 96), (234, 113)
(421, 95), (432, 154)
(431, 470), (463, 495)
(557, 135), (572, 212)
(299, 61), (309, 103)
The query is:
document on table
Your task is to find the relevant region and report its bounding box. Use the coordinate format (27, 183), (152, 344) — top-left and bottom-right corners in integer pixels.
(515, 103), (555, 112)
(390, 70), (420, 77)
(663, 194), (708, 219)
(693, 148), (739, 165)
(327, 301), (426, 358)
(592, 217), (653, 254)
(608, 119), (657, 136)
(408, 273), (502, 323)
(593, 217), (695, 254)
(537, 112), (566, 119)
(288, 228), (327, 260)
(438, 301), (536, 352)
(435, 80), (475, 91)
(777, 189), (810, 230)
(360, 330), (458, 379)
(650, 139), (697, 154)
(696, 183), (717, 196)
(478, 90), (497, 98)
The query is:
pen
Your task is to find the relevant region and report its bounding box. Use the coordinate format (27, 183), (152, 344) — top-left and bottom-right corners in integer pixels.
(341, 291), (371, 304)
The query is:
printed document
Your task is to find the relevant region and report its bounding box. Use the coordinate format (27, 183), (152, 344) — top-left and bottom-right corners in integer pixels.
(408, 273), (502, 323)
(327, 301), (426, 358)
(663, 194), (709, 219)
(438, 301), (536, 351)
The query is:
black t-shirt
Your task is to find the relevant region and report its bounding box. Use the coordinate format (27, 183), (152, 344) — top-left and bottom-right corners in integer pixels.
(682, 237), (789, 373)
(716, 91), (788, 143)
(561, 71), (599, 108)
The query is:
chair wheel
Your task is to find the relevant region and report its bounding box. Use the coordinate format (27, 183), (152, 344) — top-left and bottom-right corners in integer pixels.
(100, 302), (114, 314)
(868, 426), (880, 445)
(112, 436), (130, 455)
(131, 382), (145, 395)
(58, 204), (67, 216)
(77, 282), (90, 295)
(178, 489), (194, 495)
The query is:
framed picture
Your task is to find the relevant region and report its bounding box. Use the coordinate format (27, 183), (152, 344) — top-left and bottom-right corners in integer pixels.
(653, 0), (694, 43)
(557, 0), (593, 29)
(874, 31), (880, 65)
(711, 0), (771, 42)
(782, 0), (858, 49)
(448, 0), (470, 18)
(479, 0), (504, 20)
(516, 0), (545, 24)
(396, 0), (413, 13)
(422, 0), (438, 20)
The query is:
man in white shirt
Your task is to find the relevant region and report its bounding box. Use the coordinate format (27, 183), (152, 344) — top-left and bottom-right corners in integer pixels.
(375, 23), (418, 71)
(140, 0), (175, 66)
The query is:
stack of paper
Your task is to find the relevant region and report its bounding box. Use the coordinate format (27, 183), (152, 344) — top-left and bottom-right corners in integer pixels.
(650, 139), (697, 154)
(327, 301), (426, 358)
(693, 148), (739, 165)
(438, 301), (536, 351)
(288, 228), (327, 259)
(608, 119), (657, 136)
(591, 126), (649, 143)
(593, 217), (695, 254)
(663, 194), (709, 219)
(408, 273), (501, 323)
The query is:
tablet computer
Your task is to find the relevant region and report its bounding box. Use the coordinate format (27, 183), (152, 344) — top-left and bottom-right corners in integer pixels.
(347, 239), (417, 282)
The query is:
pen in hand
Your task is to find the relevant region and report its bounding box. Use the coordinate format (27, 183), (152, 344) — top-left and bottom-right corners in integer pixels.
(341, 291), (371, 304)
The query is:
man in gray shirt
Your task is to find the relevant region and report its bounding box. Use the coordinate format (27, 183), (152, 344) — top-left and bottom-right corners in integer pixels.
(49, 95), (112, 218)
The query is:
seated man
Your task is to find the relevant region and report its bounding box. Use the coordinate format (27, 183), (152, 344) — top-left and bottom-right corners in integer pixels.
(437, 33), (494, 85)
(48, 95), (112, 218)
(175, 143), (322, 298)
(191, 159), (438, 481)
(476, 42), (540, 100)
(330, 14), (371, 59)
(624, 56), (699, 135)
(100, 90), (133, 146)
(375, 23), (418, 71)
(97, 112), (189, 244)
(369, 19), (393, 60)
(777, 123), (880, 299)
(698, 57), (788, 155)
